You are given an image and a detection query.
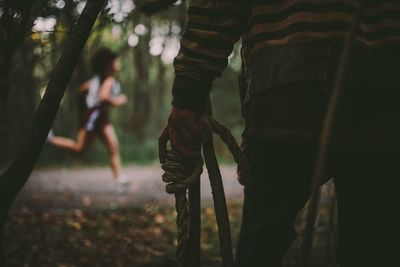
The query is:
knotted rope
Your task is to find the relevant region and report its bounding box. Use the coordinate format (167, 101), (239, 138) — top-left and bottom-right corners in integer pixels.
(161, 151), (203, 267)
(160, 117), (249, 267)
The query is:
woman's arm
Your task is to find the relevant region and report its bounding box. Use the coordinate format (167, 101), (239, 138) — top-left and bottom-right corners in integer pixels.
(99, 77), (127, 106)
(80, 81), (90, 93)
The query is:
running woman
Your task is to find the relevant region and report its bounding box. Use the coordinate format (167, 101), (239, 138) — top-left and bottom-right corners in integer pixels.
(48, 48), (128, 184)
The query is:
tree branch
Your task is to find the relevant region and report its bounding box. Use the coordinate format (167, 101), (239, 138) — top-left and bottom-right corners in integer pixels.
(0, 0), (107, 228)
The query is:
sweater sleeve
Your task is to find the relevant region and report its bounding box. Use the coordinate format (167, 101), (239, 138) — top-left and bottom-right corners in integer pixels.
(172, 0), (250, 112)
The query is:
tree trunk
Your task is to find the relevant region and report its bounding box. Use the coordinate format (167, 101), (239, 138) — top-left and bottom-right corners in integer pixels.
(0, 0), (106, 264)
(0, 68), (10, 125)
(155, 57), (167, 128)
(0, 2), (34, 123)
(131, 17), (151, 138)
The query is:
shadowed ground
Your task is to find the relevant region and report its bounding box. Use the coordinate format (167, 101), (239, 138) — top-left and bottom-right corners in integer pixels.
(5, 165), (337, 267)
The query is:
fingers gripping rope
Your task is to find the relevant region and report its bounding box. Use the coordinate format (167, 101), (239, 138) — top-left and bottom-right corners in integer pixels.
(161, 151), (204, 194)
(161, 151), (203, 267)
(159, 117), (249, 267)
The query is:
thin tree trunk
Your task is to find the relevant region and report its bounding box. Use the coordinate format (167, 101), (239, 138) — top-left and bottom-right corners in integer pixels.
(0, 68), (10, 124)
(0, 0), (106, 264)
(154, 32), (169, 128)
(155, 58), (167, 126)
(131, 18), (151, 138)
(0, 3), (34, 123)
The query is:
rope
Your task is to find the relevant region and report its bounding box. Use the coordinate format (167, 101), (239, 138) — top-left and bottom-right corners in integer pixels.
(160, 116), (248, 267)
(162, 151), (203, 194)
(161, 151), (203, 267)
(202, 117), (249, 186)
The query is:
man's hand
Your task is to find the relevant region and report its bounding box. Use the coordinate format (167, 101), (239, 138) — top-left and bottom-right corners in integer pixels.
(159, 107), (204, 162)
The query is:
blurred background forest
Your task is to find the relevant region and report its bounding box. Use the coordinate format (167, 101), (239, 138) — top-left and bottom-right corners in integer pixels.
(0, 0), (244, 168)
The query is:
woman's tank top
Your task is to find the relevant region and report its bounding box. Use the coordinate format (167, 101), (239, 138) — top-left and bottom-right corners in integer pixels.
(86, 75), (121, 109)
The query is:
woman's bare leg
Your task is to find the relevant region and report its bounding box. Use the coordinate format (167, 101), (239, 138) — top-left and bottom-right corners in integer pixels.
(49, 129), (90, 153)
(100, 124), (122, 179)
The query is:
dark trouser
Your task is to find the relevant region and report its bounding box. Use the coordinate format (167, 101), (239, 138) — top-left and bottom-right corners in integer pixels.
(234, 140), (400, 267)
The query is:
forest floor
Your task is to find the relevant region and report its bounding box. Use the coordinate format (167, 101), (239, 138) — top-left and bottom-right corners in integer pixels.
(5, 165), (338, 267)
(10, 165), (243, 210)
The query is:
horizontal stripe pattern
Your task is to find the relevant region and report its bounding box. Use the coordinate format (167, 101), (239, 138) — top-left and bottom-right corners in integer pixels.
(174, 0), (400, 80)
(249, 2), (400, 49)
(174, 0), (250, 79)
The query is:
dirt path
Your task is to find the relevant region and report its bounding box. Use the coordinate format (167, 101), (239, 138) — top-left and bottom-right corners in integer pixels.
(12, 165), (244, 210)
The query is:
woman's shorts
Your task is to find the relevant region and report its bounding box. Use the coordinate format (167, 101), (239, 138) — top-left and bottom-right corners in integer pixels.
(80, 107), (109, 134)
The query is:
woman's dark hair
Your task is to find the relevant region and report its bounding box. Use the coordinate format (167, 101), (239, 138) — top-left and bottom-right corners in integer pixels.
(90, 47), (118, 76)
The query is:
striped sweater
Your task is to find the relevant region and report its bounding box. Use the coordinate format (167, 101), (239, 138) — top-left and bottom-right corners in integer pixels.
(171, 0), (400, 112)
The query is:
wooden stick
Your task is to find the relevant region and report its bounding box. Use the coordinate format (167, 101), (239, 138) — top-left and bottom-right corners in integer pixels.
(188, 177), (201, 267)
(202, 100), (234, 267)
(300, 2), (363, 266)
